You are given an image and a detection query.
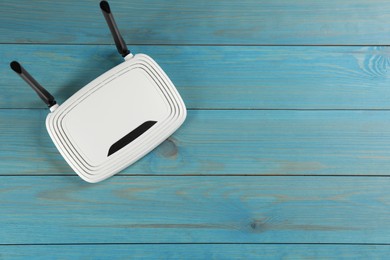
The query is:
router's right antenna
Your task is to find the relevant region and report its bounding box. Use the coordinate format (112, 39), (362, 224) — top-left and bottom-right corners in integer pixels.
(10, 61), (57, 108)
(100, 1), (130, 57)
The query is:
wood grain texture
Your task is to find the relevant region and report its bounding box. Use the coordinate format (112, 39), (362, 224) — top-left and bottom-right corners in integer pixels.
(1, 244), (389, 259)
(3, 45), (390, 109)
(1, 176), (390, 244)
(2, 0), (390, 45)
(2, 109), (390, 176)
(3, 0), (390, 255)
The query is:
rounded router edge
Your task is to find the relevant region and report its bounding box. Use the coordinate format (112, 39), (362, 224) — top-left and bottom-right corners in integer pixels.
(46, 54), (187, 183)
(10, 1), (187, 183)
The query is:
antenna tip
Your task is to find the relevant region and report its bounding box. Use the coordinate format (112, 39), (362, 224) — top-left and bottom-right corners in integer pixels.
(100, 1), (111, 13)
(10, 61), (22, 74)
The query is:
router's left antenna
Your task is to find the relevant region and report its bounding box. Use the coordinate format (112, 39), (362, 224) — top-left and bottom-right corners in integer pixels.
(10, 61), (57, 108)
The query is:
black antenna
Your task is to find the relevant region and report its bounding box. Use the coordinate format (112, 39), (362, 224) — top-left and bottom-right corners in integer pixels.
(10, 61), (57, 108)
(100, 1), (130, 57)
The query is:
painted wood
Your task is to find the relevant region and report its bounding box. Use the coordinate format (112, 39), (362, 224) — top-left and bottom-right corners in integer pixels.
(2, 109), (390, 176)
(1, 176), (390, 243)
(3, 45), (390, 109)
(2, 0), (390, 45)
(2, 0), (390, 255)
(0, 244), (389, 259)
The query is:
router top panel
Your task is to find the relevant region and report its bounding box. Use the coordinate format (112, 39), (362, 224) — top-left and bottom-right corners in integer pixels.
(46, 54), (186, 183)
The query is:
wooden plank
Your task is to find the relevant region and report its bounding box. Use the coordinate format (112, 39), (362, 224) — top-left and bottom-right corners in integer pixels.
(1, 244), (389, 258)
(1, 176), (390, 243)
(3, 45), (390, 109)
(2, 0), (390, 45)
(2, 109), (390, 176)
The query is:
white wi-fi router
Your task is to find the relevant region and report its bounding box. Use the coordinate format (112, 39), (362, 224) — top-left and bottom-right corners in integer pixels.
(10, 1), (186, 183)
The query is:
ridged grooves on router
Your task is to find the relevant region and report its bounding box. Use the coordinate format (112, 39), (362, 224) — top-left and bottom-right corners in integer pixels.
(46, 55), (186, 182)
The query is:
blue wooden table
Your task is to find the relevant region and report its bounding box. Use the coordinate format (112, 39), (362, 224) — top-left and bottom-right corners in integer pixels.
(1, 0), (390, 258)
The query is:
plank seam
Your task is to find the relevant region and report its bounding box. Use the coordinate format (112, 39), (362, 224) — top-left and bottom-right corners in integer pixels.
(2, 175), (390, 177)
(2, 43), (390, 47)
(1, 243), (390, 246)
(6, 108), (390, 111)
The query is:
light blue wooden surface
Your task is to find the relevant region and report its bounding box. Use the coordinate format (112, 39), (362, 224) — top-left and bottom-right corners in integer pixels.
(2, 0), (390, 258)
(2, 0), (390, 45)
(0, 245), (389, 259)
(1, 176), (390, 244)
(3, 45), (390, 109)
(3, 110), (390, 176)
